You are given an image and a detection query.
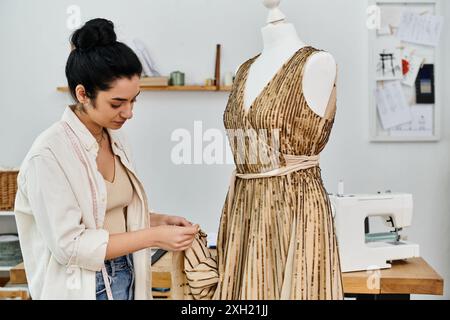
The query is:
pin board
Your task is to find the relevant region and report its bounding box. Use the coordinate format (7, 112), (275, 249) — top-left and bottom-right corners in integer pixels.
(368, 0), (443, 142)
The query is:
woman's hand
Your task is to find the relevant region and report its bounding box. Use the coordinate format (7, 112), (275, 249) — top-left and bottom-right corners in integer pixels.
(150, 224), (199, 251)
(150, 212), (193, 227)
(106, 223), (199, 260)
(164, 215), (192, 227)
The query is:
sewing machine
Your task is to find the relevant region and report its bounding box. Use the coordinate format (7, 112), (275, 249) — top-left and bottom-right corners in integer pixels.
(329, 193), (420, 272)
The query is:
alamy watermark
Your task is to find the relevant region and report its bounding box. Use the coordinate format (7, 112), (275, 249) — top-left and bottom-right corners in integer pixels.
(66, 5), (82, 30)
(366, 265), (381, 290)
(170, 121), (282, 166)
(366, 5), (381, 30)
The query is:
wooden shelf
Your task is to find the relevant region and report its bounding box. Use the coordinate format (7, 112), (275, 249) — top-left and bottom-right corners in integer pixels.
(57, 85), (232, 92)
(0, 266), (14, 272)
(58, 45), (232, 94)
(0, 211), (14, 217)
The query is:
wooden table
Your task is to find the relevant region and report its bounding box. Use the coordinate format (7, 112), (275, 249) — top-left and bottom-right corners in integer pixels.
(5, 255), (444, 300)
(342, 257), (444, 300)
(152, 251), (444, 300)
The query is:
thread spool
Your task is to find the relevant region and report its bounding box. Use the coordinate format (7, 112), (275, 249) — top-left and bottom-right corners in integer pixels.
(170, 71), (185, 86)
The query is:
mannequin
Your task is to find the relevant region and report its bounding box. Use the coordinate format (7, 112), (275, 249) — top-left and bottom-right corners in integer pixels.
(173, 0), (344, 301)
(243, 0), (337, 118)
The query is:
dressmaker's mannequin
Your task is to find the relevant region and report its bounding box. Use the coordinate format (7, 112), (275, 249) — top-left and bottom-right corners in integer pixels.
(243, 0), (337, 118)
(175, 0), (344, 300)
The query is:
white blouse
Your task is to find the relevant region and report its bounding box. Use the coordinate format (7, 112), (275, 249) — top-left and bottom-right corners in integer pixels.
(14, 106), (152, 300)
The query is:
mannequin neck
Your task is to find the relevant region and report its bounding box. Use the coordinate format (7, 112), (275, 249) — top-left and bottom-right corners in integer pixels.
(261, 22), (305, 52)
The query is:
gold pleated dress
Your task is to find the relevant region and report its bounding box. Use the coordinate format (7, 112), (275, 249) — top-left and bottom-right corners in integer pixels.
(215, 46), (344, 300)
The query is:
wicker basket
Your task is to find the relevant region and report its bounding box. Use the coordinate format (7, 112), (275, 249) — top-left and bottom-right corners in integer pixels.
(0, 170), (19, 211)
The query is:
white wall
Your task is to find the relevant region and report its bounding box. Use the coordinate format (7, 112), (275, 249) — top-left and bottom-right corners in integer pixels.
(1, 0), (448, 299)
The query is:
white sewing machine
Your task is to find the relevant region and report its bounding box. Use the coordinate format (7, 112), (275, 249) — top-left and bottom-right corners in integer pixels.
(330, 193), (420, 272)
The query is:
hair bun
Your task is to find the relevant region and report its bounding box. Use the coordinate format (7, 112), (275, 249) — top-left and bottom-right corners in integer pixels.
(71, 18), (117, 51)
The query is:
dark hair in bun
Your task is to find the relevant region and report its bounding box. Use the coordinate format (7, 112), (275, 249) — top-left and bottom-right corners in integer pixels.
(71, 18), (117, 51)
(65, 18), (142, 106)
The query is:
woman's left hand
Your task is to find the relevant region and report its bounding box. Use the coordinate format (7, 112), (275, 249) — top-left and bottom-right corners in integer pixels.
(150, 212), (193, 227)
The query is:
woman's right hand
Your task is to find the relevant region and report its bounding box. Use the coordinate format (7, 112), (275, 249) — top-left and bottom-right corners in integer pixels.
(150, 224), (199, 251)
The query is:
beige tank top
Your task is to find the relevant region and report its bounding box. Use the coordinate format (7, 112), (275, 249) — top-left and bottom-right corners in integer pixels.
(103, 155), (134, 235)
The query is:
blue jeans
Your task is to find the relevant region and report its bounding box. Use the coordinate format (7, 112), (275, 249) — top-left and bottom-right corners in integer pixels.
(96, 254), (135, 300)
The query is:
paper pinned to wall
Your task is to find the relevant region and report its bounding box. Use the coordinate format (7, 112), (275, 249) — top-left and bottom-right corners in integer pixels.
(396, 11), (444, 47)
(375, 80), (412, 130)
(376, 48), (403, 81)
(390, 104), (433, 137)
(402, 49), (425, 87)
(378, 6), (404, 36)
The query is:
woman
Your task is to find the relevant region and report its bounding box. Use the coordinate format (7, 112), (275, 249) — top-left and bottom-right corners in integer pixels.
(14, 18), (199, 300)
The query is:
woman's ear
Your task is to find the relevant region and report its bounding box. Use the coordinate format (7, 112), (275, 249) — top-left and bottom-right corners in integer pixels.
(75, 84), (89, 105)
